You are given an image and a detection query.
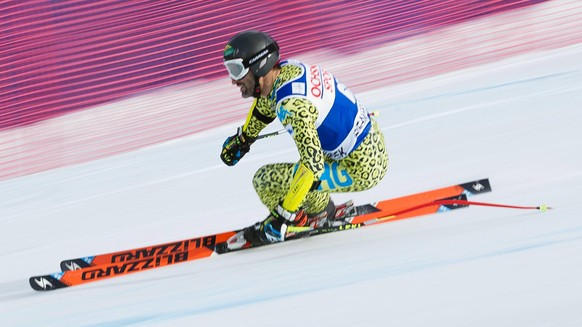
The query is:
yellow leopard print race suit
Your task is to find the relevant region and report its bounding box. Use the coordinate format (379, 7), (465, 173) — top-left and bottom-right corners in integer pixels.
(243, 62), (388, 215)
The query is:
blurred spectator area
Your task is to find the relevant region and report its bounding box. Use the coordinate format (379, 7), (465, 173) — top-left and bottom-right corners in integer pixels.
(1, 0), (581, 180)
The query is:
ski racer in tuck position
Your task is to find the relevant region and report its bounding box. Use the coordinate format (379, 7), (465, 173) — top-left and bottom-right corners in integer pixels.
(220, 30), (389, 246)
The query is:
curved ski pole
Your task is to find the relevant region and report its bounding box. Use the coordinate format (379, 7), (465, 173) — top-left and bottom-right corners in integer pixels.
(440, 200), (552, 212)
(370, 199), (551, 225)
(288, 199), (551, 234)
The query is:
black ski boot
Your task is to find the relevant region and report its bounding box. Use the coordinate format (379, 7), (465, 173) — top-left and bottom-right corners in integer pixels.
(307, 199), (336, 228)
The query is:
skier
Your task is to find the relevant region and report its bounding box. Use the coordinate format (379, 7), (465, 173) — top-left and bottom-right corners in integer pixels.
(220, 30), (388, 246)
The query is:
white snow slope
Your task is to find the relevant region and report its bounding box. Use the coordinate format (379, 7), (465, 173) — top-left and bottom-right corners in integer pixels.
(1, 44), (582, 327)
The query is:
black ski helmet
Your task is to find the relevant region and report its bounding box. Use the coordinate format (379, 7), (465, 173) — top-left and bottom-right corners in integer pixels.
(223, 30), (280, 78)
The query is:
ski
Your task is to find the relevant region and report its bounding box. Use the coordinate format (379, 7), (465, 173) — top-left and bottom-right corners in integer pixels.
(217, 193), (472, 253)
(29, 178), (491, 291)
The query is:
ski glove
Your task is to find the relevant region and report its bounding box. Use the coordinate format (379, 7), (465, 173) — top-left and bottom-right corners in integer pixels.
(220, 127), (256, 166)
(244, 205), (306, 246)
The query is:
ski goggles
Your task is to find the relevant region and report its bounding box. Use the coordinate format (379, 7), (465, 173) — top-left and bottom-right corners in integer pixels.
(223, 43), (279, 80)
(223, 58), (249, 81)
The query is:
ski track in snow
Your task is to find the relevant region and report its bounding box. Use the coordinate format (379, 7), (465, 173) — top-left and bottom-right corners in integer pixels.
(1, 44), (582, 326)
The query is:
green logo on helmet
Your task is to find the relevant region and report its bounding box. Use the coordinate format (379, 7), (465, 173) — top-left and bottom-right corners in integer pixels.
(223, 45), (235, 57)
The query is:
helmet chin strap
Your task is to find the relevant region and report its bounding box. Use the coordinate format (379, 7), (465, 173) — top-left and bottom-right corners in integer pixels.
(252, 76), (261, 98)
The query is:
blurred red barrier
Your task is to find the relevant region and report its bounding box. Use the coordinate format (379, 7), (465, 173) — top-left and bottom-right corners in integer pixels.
(1, 0), (545, 129)
(1, 0), (580, 181)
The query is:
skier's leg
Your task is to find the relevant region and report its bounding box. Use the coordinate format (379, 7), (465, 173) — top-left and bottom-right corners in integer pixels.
(308, 119), (389, 206)
(251, 120), (387, 223)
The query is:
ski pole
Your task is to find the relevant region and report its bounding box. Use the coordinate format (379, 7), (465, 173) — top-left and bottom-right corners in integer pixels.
(436, 200), (551, 212)
(257, 129), (287, 140)
(371, 199), (551, 224)
(289, 199), (552, 234)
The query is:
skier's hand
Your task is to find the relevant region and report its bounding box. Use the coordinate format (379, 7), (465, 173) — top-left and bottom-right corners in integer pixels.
(220, 127), (256, 166)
